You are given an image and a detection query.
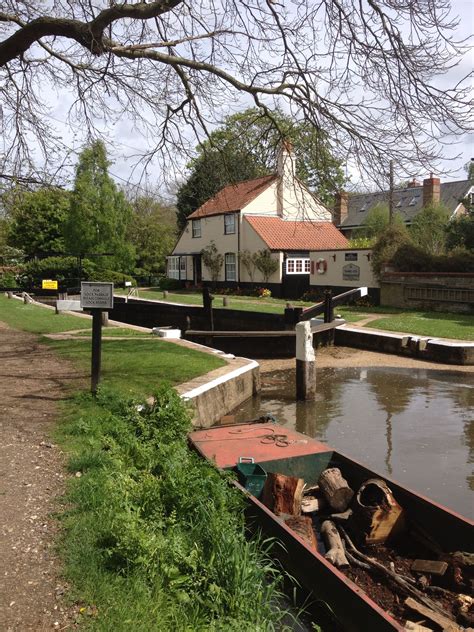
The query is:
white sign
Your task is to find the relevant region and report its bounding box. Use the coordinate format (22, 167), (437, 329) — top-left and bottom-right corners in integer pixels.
(80, 282), (114, 310)
(56, 300), (82, 312)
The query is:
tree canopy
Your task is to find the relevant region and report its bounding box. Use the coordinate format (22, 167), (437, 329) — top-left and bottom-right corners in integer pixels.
(64, 140), (134, 271)
(176, 108), (345, 228)
(0, 1), (471, 186)
(5, 187), (70, 257)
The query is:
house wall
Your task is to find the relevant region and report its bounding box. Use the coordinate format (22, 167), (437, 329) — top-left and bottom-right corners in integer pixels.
(240, 218), (282, 284)
(241, 181), (279, 215)
(310, 249), (378, 289)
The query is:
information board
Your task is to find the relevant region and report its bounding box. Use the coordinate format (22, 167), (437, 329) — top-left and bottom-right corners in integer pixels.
(42, 279), (58, 290)
(342, 263), (360, 281)
(80, 282), (114, 310)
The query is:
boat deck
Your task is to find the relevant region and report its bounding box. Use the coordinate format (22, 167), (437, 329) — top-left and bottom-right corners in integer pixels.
(189, 423), (331, 469)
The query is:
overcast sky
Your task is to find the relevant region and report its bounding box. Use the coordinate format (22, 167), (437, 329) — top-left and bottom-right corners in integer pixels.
(24, 0), (474, 194)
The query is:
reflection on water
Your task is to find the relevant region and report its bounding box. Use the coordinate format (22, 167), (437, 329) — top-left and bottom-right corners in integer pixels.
(233, 367), (474, 519)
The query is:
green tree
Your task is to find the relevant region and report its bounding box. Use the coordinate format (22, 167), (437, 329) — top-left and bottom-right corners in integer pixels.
(201, 241), (223, 285)
(176, 108), (345, 229)
(355, 203), (405, 240)
(64, 141), (134, 272)
(5, 187), (69, 257)
(127, 194), (177, 274)
(445, 211), (474, 252)
(371, 224), (411, 280)
(410, 203), (450, 255)
(254, 249), (279, 283)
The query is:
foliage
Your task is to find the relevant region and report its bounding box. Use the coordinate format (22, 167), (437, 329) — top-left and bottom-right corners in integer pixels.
(127, 194), (177, 273)
(355, 203), (405, 240)
(258, 287), (272, 298)
(89, 269), (136, 286)
(371, 224), (412, 280)
(239, 249), (257, 282)
(445, 212), (474, 253)
(64, 141), (135, 272)
(20, 256), (96, 288)
(254, 249), (279, 283)
(5, 187), (70, 257)
(57, 385), (289, 629)
(348, 236), (375, 249)
(200, 241), (224, 284)
(159, 277), (183, 291)
(410, 203), (450, 255)
(390, 243), (474, 273)
(176, 108), (345, 228)
(0, 270), (17, 288)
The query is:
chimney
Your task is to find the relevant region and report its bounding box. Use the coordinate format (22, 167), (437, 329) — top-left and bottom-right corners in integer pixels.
(333, 191), (348, 226)
(423, 173), (441, 207)
(277, 139), (297, 216)
(407, 178), (421, 188)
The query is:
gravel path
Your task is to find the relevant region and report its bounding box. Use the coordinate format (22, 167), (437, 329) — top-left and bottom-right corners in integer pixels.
(0, 321), (85, 631)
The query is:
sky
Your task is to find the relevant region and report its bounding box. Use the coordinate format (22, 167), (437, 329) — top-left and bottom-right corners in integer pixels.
(8, 0), (474, 195)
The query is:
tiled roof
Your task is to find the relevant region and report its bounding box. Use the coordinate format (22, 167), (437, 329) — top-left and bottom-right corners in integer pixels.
(341, 180), (472, 228)
(188, 174), (277, 219)
(245, 216), (348, 251)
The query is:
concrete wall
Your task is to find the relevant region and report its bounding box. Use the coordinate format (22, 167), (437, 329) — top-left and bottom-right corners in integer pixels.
(310, 248), (378, 289)
(381, 273), (474, 314)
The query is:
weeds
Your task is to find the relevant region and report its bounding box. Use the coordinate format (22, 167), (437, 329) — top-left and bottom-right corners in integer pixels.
(59, 385), (291, 630)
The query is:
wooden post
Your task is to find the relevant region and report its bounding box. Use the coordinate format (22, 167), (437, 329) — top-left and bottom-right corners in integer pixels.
(223, 296), (229, 307)
(202, 287), (214, 331)
(323, 290), (333, 323)
(295, 320), (316, 400)
(91, 309), (102, 395)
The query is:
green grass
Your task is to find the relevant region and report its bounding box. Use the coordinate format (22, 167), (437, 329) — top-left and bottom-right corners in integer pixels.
(364, 311), (474, 341)
(70, 327), (151, 338)
(46, 338), (225, 396)
(0, 295), (91, 333)
(56, 386), (294, 631)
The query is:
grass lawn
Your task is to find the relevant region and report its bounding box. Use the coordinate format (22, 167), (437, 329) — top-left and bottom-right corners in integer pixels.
(0, 295), (91, 333)
(363, 311), (474, 341)
(70, 327), (151, 338)
(0, 295), (226, 397)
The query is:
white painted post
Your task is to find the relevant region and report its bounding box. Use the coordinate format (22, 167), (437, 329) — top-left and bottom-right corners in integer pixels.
(295, 320), (316, 400)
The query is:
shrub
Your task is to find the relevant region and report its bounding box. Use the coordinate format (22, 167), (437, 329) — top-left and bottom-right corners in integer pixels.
(254, 249), (279, 283)
(159, 277), (182, 290)
(90, 268), (136, 286)
(371, 224), (412, 280)
(410, 203), (450, 255)
(388, 243), (474, 273)
(20, 256), (96, 288)
(258, 287), (271, 298)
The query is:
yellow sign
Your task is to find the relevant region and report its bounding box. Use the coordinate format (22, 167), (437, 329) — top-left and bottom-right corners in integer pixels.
(42, 279), (58, 290)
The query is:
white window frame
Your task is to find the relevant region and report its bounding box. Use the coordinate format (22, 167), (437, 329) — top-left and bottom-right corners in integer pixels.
(225, 253), (237, 281)
(224, 214), (236, 235)
(179, 257), (187, 280)
(192, 219), (201, 238)
(286, 257), (310, 275)
(168, 256), (180, 279)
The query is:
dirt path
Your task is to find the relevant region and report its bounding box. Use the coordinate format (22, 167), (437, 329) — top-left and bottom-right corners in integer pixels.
(0, 321), (85, 631)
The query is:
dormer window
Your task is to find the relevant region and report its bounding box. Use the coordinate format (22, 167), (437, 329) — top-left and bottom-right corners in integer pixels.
(192, 219), (201, 238)
(359, 204), (367, 212)
(396, 200), (402, 208)
(224, 214), (236, 234)
(408, 197), (417, 207)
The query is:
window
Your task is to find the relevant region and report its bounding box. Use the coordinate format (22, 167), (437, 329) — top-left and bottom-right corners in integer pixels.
(408, 196), (418, 206)
(224, 214), (236, 234)
(168, 256), (180, 279)
(225, 253), (236, 281)
(192, 219), (201, 238)
(286, 258), (310, 275)
(179, 257), (186, 280)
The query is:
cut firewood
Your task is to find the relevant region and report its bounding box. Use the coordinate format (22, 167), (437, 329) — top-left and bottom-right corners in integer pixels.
(261, 472), (304, 516)
(330, 508), (353, 522)
(301, 496), (325, 513)
(318, 468), (354, 512)
(352, 478), (405, 545)
(411, 559), (448, 576)
(284, 515), (318, 551)
(404, 621), (434, 632)
(404, 597), (462, 632)
(321, 520), (349, 568)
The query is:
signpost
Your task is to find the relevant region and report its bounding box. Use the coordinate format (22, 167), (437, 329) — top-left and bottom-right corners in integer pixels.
(80, 282), (114, 395)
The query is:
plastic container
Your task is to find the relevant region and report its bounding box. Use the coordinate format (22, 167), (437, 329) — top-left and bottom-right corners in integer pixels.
(236, 457), (267, 498)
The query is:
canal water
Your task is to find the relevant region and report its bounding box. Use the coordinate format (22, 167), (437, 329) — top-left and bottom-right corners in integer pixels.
(232, 366), (474, 519)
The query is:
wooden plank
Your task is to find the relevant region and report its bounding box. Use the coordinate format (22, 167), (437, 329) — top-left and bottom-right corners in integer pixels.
(404, 597), (461, 632)
(411, 559), (448, 576)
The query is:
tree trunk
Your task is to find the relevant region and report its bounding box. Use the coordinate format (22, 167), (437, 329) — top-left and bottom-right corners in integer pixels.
(318, 468), (354, 512)
(261, 472), (304, 516)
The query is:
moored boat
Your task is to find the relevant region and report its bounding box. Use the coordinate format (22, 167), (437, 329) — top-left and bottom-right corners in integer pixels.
(189, 422), (474, 632)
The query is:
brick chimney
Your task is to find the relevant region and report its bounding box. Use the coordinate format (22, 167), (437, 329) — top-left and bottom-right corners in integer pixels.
(423, 174), (441, 207)
(407, 178), (421, 188)
(333, 191), (348, 226)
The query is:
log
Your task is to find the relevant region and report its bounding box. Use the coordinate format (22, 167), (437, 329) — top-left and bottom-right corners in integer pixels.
(404, 622), (434, 632)
(301, 496), (326, 513)
(411, 559), (448, 576)
(404, 597), (462, 632)
(261, 472), (304, 516)
(321, 520), (349, 568)
(318, 468), (354, 512)
(284, 515), (318, 551)
(353, 478), (405, 545)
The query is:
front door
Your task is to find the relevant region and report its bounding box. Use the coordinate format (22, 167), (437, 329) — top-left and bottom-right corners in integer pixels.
(193, 255), (202, 286)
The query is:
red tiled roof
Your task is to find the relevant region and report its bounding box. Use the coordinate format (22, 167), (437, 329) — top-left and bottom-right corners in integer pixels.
(245, 216), (348, 251)
(188, 174), (277, 219)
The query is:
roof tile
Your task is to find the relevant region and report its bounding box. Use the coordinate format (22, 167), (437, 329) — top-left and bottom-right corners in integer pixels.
(188, 174), (277, 219)
(245, 216), (348, 250)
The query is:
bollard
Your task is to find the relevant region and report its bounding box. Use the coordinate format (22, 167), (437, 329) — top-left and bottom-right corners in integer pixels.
(223, 297), (229, 307)
(7, 291), (13, 299)
(295, 320), (316, 400)
(163, 290), (168, 299)
(101, 311), (109, 327)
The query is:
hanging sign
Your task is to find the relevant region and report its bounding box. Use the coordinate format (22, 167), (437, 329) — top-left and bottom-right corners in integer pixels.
(80, 282), (114, 310)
